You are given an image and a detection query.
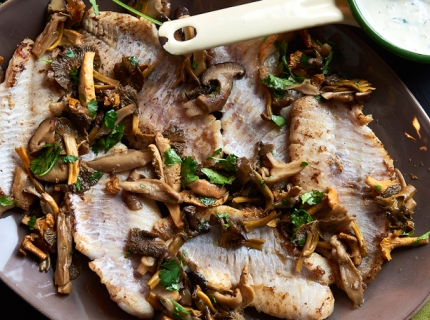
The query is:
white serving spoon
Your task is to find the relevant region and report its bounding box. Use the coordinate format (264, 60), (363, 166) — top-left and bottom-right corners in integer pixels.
(159, 0), (358, 55)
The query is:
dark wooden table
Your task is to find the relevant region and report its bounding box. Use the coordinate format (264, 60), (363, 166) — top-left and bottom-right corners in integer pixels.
(1, 26), (430, 319)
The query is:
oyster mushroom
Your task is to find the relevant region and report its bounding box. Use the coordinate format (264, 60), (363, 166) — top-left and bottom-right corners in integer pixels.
(28, 117), (58, 155)
(54, 209), (73, 294)
(12, 166), (36, 210)
(119, 179), (182, 204)
(262, 153), (306, 186)
(56, 118), (80, 184)
(187, 179), (227, 199)
(86, 149), (151, 173)
(32, 13), (68, 58)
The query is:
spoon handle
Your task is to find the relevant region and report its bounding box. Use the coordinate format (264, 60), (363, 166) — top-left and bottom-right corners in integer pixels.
(159, 0), (358, 55)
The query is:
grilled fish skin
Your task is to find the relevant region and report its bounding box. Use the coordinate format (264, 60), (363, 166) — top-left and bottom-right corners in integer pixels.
(0, 39), (61, 200)
(289, 96), (393, 282)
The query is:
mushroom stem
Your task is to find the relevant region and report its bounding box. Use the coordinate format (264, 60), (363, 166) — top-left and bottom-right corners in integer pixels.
(381, 230), (430, 261)
(79, 51), (96, 109)
(19, 234), (48, 261)
(250, 170), (274, 210)
(211, 288), (242, 309)
(63, 135), (79, 185)
(243, 210), (280, 232)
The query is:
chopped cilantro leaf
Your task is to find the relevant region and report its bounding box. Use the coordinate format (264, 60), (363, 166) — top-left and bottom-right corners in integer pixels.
(164, 148), (182, 166)
(300, 190), (325, 206)
(191, 60), (198, 69)
(374, 185), (382, 191)
(0, 195), (15, 207)
(125, 250), (131, 258)
(38, 58), (52, 63)
(89, 0), (99, 15)
(224, 154), (237, 172)
(261, 74), (295, 90)
(281, 56), (305, 83)
(300, 161), (308, 167)
(28, 215), (37, 230)
(75, 177), (82, 192)
(181, 156), (199, 186)
(69, 69), (79, 84)
(271, 115), (286, 129)
(200, 197), (216, 206)
(215, 86), (221, 94)
(300, 53), (309, 67)
(87, 99), (98, 118)
(322, 50), (334, 75)
(104, 110), (118, 130)
(217, 213), (231, 228)
(89, 171), (103, 182)
(209, 93), (215, 98)
(260, 179), (266, 186)
(159, 259), (181, 291)
(413, 231), (430, 246)
(30, 144), (61, 176)
(291, 208), (313, 243)
(105, 123), (125, 152)
(65, 50), (75, 58)
(60, 155), (78, 163)
(128, 56), (139, 66)
(201, 168), (235, 185)
(315, 95), (327, 103)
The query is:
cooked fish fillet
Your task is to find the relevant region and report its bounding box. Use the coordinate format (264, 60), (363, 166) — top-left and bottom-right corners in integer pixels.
(289, 96), (393, 282)
(182, 214), (335, 320)
(0, 39), (61, 198)
(80, 11), (222, 163)
(210, 42), (290, 161)
(70, 171), (161, 318)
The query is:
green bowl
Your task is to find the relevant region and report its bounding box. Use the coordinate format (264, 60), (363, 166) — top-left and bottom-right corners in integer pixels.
(346, 0), (430, 64)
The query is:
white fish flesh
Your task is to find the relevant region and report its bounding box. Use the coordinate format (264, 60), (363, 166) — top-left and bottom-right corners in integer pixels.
(289, 96), (393, 282)
(0, 39), (61, 200)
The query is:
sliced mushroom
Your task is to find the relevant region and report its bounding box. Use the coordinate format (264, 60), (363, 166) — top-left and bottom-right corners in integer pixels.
(119, 179), (182, 204)
(211, 288), (242, 309)
(28, 117), (58, 155)
(238, 264), (255, 308)
(54, 209), (73, 294)
(187, 179), (227, 198)
(12, 167), (36, 210)
(79, 51), (96, 109)
(262, 153), (306, 186)
(32, 13), (68, 58)
(86, 150), (151, 173)
(56, 118), (80, 184)
(180, 190), (229, 207)
(36, 159), (69, 183)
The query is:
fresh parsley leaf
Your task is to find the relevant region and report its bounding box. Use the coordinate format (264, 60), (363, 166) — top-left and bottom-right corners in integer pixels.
(104, 110), (118, 130)
(89, 171), (103, 182)
(209, 93), (215, 98)
(271, 115), (286, 129)
(224, 154), (237, 172)
(374, 185), (382, 191)
(70, 69), (79, 84)
(201, 168), (235, 185)
(281, 56), (305, 83)
(65, 50), (75, 58)
(164, 148), (182, 166)
(87, 99), (98, 118)
(104, 123), (125, 152)
(274, 40), (288, 59)
(300, 190), (325, 206)
(60, 155), (78, 163)
(315, 95), (327, 103)
(75, 177), (82, 192)
(0, 195), (15, 207)
(217, 213), (231, 228)
(291, 208), (313, 242)
(171, 300), (190, 320)
(28, 215), (37, 230)
(128, 56), (139, 66)
(261, 74), (295, 90)
(159, 259), (181, 291)
(300, 53), (309, 67)
(300, 161), (308, 167)
(181, 156), (199, 185)
(191, 60), (198, 69)
(30, 144), (61, 176)
(273, 89), (286, 99)
(215, 86), (221, 94)
(200, 197), (216, 206)
(322, 50), (334, 75)
(413, 231), (430, 246)
(38, 58), (52, 63)
(125, 250), (131, 258)
(89, 0), (99, 15)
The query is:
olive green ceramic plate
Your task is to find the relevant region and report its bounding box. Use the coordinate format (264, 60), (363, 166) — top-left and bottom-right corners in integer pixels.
(0, 0), (429, 319)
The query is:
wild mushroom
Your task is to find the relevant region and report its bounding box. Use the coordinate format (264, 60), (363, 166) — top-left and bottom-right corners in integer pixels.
(120, 179), (182, 204)
(187, 179), (227, 199)
(183, 62), (245, 116)
(250, 170), (274, 210)
(56, 118), (80, 184)
(181, 190), (229, 207)
(79, 51), (96, 109)
(19, 233), (50, 272)
(32, 13), (68, 58)
(136, 256), (156, 276)
(330, 235), (364, 308)
(211, 288), (243, 309)
(54, 209), (73, 294)
(86, 149), (152, 172)
(143, 0), (171, 18)
(12, 167), (36, 210)
(35, 159), (68, 183)
(113, 57), (145, 91)
(295, 220), (320, 272)
(28, 117), (58, 155)
(238, 264), (255, 308)
(380, 229), (430, 261)
(339, 232), (362, 266)
(58, 29), (84, 47)
(126, 228), (167, 260)
(262, 153), (306, 186)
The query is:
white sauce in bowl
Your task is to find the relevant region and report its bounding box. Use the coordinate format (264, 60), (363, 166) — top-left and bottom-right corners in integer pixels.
(355, 0), (430, 55)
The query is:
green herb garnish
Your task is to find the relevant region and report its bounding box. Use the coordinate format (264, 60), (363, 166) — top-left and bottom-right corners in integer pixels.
(300, 190), (325, 206)
(180, 156), (199, 185)
(89, 171), (103, 182)
(87, 99), (98, 118)
(30, 144), (61, 176)
(27, 215), (37, 230)
(75, 177), (82, 192)
(171, 300), (190, 320)
(0, 195), (15, 207)
(125, 250), (131, 258)
(412, 231), (430, 246)
(201, 168), (235, 185)
(374, 185), (382, 191)
(217, 213), (231, 228)
(89, 0), (99, 15)
(159, 259), (181, 291)
(70, 69), (79, 84)
(300, 161), (308, 167)
(60, 155), (79, 163)
(38, 58), (52, 63)
(291, 208), (313, 244)
(164, 148), (182, 166)
(200, 197), (216, 206)
(191, 61), (198, 69)
(111, 0), (162, 25)
(66, 50), (75, 58)
(322, 50), (334, 75)
(261, 74), (295, 90)
(128, 56), (139, 66)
